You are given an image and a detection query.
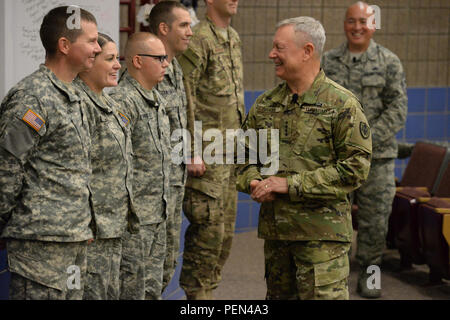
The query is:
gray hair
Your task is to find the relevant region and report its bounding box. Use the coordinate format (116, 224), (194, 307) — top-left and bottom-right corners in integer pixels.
(276, 16), (326, 58)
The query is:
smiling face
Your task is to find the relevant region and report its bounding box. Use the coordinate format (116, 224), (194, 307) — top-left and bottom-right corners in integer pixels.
(344, 3), (376, 52)
(67, 20), (101, 72)
(166, 7), (193, 56)
(268, 25), (306, 82)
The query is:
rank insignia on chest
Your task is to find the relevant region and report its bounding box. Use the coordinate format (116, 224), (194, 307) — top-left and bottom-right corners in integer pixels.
(22, 109), (45, 132)
(119, 112), (130, 126)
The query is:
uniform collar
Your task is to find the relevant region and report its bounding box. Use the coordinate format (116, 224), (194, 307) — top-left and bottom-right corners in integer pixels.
(206, 16), (229, 45)
(162, 58), (183, 89)
(271, 70), (326, 107)
(74, 77), (112, 113)
(40, 64), (80, 103)
(334, 39), (378, 65)
(123, 70), (158, 108)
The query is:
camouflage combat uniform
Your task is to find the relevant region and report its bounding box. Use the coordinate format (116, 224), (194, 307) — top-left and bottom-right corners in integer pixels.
(322, 40), (408, 272)
(0, 65), (93, 300)
(236, 70), (372, 300)
(73, 78), (139, 300)
(110, 71), (171, 300)
(177, 16), (245, 298)
(155, 58), (188, 290)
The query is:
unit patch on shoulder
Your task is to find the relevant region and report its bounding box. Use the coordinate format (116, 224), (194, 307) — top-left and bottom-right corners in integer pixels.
(22, 109), (45, 132)
(119, 112), (130, 126)
(359, 122), (370, 140)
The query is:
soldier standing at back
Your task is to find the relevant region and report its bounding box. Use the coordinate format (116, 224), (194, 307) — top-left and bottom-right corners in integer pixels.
(237, 17), (372, 300)
(148, 0), (193, 291)
(177, 0), (245, 300)
(0, 6), (101, 300)
(322, 1), (407, 298)
(110, 33), (171, 300)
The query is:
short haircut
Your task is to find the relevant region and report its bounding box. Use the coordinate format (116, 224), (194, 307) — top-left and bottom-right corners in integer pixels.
(276, 16), (326, 58)
(40, 6), (97, 58)
(148, 1), (188, 35)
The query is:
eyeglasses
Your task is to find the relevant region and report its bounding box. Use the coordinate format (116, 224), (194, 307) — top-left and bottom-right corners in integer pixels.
(137, 54), (168, 63)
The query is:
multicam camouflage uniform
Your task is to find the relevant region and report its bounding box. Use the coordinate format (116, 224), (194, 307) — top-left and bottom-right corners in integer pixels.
(110, 71), (171, 300)
(0, 65), (93, 300)
(322, 40), (408, 273)
(177, 16), (245, 298)
(236, 70), (372, 300)
(73, 78), (139, 300)
(155, 58), (188, 290)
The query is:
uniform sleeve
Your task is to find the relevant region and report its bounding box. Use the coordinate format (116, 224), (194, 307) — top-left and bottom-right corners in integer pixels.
(235, 105), (263, 194)
(370, 55), (407, 147)
(287, 98), (372, 201)
(0, 93), (46, 233)
(177, 36), (207, 159)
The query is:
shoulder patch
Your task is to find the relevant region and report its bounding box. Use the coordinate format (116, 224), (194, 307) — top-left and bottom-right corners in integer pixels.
(359, 122), (370, 140)
(22, 109), (45, 132)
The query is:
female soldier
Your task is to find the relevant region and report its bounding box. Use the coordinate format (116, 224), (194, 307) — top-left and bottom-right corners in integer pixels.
(75, 33), (139, 300)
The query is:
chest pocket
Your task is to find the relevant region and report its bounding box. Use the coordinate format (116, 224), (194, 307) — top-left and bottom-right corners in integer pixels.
(208, 46), (233, 96)
(140, 112), (162, 153)
(105, 115), (127, 159)
(292, 106), (335, 157)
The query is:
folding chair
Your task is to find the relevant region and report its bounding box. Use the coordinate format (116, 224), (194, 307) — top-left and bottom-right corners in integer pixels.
(387, 142), (449, 268)
(417, 160), (450, 283)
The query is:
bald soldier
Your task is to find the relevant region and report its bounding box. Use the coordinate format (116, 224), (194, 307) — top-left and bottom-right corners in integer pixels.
(110, 33), (171, 300)
(322, 2), (407, 298)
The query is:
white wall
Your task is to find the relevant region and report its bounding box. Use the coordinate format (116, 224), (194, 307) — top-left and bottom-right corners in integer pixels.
(0, 0), (120, 100)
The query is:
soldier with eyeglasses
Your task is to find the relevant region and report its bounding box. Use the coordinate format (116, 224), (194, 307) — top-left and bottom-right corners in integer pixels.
(110, 32), (171, 300)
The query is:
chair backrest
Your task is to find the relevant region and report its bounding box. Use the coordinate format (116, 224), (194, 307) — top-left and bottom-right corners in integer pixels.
(433, 153), (450, 197)
(400, 142), (448, 191)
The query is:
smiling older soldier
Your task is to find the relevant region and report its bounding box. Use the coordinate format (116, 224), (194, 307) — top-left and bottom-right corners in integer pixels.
(237, 16), (372, 300)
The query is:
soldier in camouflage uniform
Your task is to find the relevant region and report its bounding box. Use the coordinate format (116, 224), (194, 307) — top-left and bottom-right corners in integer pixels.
(148, 1), (192, 291)
(74, 33), (139, 300)
(177, 0), (245, 300)
(237, 17), (372, 300)
(0, 7), (101, 300)
(110, 33), (171, 300)
(322, 2), (407, 298)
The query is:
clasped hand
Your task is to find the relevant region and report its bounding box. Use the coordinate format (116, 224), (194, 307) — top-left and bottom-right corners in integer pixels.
(250, 176), (288, 203)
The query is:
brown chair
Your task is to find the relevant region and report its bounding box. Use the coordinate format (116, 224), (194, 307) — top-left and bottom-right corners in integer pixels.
(417, 161), (450, 283)
(387, 142), (449, 268)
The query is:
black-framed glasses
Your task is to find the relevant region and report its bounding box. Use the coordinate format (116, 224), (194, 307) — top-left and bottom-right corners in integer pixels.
(137, 54), (168, 63)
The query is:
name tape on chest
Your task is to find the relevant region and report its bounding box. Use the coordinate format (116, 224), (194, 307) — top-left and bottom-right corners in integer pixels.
(22, 109), (45, 132)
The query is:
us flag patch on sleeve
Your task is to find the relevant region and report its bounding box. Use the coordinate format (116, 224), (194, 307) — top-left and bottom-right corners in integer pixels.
(22, 109), (45, 132)
(119, 112), (130, 126)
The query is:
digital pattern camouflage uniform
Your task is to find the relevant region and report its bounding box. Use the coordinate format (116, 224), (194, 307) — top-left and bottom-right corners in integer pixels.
(322, 39), (408, 270)
(74, 78), (139, 300)
(155, 58), (188, 290)
(110, 71), (171, 300)
(0, 65), (94, 300)
(236, 70), (372, 300)
(177, 16), (245, 298)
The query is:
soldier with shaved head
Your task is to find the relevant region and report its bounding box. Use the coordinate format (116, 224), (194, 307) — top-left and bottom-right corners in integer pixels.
(110, 32), (171, 300)
(322, 1), (408, 298)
